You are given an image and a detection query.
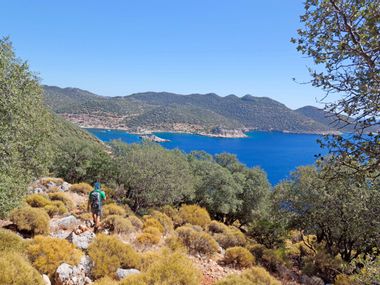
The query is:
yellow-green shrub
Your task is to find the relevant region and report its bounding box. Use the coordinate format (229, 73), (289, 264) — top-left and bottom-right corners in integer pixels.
(128, 215), (143, 230)
(0, 252), (45, 285)
(48, 192), (75, 210)
(137, 227), (162, 246)
(25, 194), (51, 208)
(27, 235), (82, 276)
(216, 266), (281, 285)
(44, 200), (68, 217)
(70, 182), (92, 194)
(150, 210), (174, 234)
(335, 274), (355, 285)
(261, 248), (287, 272)
(103, 203), (127, 218)
(89, 234), (140, 278)
(79, 212), (93, 222)
(144, 250), (201, 285)
(92, 276), (119, 285)
(176, 225), (219, 255)
(143, 216), (164, 233)
(0, 228), (26, 253)
(139, 250), (162, 271)
(119, 273), (147, 285)
(41, 177), (64, 186)
(208, 220), (229, 233)
(214, 227), (246, 249)
(102, 215), (134, 234)
(161, 205), (182, 226)
(247, 243), (267, 260)
(178, 204), (211, 228)
(224, 246), (255, 268)
(10, 206), (50, 235)
(165, 235), (187, 253)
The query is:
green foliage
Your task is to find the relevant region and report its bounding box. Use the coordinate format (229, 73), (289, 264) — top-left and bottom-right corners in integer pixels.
(111, 142), (195, 212)
(223, 246), (255, 268)
(10, 206), (50, 235)
(0, 252), (45, 285)
(208, 220), (229, 233)
(102, 215), (134, 234)
(88, 234), (139, 278)
(248, 217), (287, 249)
(0, 228), (26, 253)
(26, 194), (51, 207)
(178, 204), (211, 228)
(176, 225), (219, 255)
(27, 235), (82, 277)
(215, 266), (281, 285)
(214, 226), (246, 249)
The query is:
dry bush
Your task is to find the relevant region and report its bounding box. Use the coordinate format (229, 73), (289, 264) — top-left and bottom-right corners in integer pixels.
(27, 235), (82, 277)
(92, 276), (119, 285)
(160, 205), (183, 226)
(261, 248), (287, 273)
(335, 274), (354, 285)
(10, 206), (50, 235)
(102, 215), (134, 234)
(70, 182), (92, 194)
(137, 226), (162, 246)
(165, 235), (187, 253)
(41, 177), (64, 186)
(247, 243), (267, 261)
(88, 234), (140, 278)
(48, 192), (75, 210)
(119, 273), (147, 285)
(44, 200), (68, 217)
(150, 210), (174, 234)
(0, 252), (45, 285)
(143, 216), (164, 233)
(208, 220), (229, 233)
(214, 227), (246, 249)
(223, 246), (255, 268)
(103, 203), (127, 218)
(79, 212), (93, 222)
(25, 194), (51, 208)
(0, 228), (26, 253)
(176, 225), (219, 255)
(178, 204), (211, 228)
(144, 249), (201, 285)
(139, 250), (162, 271)
(128, 215), (143, 230)
(216, 266), (281, 285)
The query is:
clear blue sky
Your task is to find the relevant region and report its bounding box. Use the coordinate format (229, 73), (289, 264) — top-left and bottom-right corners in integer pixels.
(0, 0), (326, 109)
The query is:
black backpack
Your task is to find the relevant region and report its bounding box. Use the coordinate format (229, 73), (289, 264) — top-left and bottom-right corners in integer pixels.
(90, 191), (101, 210)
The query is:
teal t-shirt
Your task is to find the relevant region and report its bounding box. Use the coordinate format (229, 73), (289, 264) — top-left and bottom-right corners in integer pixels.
(89, 189), (106, 207)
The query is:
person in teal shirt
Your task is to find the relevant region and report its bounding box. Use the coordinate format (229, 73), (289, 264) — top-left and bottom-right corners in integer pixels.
(88, 181), (106, 231)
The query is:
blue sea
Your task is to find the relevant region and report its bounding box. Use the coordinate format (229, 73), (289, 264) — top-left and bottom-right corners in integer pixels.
(87, 129), (327, 186)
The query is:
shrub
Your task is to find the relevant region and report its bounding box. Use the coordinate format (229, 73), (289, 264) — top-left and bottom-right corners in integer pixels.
(165, 235), (187, 253)
(27, 235), (82, 276)
(48, 192), (75, 210)
(0, 228), (26, 253)
(208, 220), (229, 233)
(161, 205), (182, 226)
(143, 216), (164, 233)
(70, 182), (92, 194)
(102, 215), (134, 234)
(176, 225), (219, 255)
(178, 204), (211, 228)
(139, 250), (162, 271)
(247, 243), (267, 261)
(335, 274), (354, 285)
(41, 177), (64, 186)
(0, 252), (45, 285)
(10, 206), (50, 235)
(261, 248), (287, 273)
(103, 203), (127, 218)
(150, 210), (174, 234)
(92, 276), (119, 285)
(144, 250), (201, 285)
(25, 194), (51, 208)
(119, 274), (147, 285)
(128, 215), (143, 230)
(79, 212), (93, 221)
(214, 227), (246, 249)
(137, 227), (162, 245)
(88, 234), (140, 278)
(216, 266), (281, 285)
(44, 200), (68, 217)
(223, 247), (255, 268)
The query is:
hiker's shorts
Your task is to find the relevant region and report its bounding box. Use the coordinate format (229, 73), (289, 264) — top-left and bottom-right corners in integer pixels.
(91, 208), (102, 217)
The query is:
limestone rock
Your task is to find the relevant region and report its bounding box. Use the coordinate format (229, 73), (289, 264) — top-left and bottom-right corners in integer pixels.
(116, 268), (140, 280)
(55, 256), (92, 285)
(66, 231), (95, 250)
(51, 215), (80, 231)
(42, 274), (51, 285)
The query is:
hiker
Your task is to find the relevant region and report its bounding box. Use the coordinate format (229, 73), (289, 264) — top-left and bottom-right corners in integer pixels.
(88, 181), (106, 230)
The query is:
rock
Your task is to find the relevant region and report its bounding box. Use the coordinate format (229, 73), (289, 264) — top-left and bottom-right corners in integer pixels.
(42, 274), (51, 285)
(61, 182), (71, 192)
(301, 275), (325, 285)
(50, 230), (72, 239)
(116, 268), (140, 280)
(66, 231), (95, 250)
(33, 187), (44, 194)
(55, 256), (92, 285)
(51, 215), (80, 230)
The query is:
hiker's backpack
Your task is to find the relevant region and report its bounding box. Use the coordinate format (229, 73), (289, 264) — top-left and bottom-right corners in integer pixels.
(90, 191), (101, 210)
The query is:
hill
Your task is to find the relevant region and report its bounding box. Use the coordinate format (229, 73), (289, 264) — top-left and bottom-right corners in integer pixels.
(44, 86), (336, 135)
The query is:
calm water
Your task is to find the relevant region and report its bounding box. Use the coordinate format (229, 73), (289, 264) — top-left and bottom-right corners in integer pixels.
(87, 129), (326, 185)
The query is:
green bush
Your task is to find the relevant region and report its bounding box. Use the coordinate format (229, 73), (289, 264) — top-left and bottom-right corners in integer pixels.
(215, 266), (281, 285)
(44, 200), (68, 217)
(48, 192), (75, 210)
(88, 234), (140, 278)
(223, 246), (255, 268)
(261, 248), (287, 273)
(247, 243), (267, 261)
(176, 225), (219, 255)
(178, 204), (211, 228)
(27, 235), (82, 277)
(0, 228), (26, 253)
(103, 203), (127, 218)
(214, 227), (246, 249)
(102, 215), (134, 234)
(25, 194), (51, 208)
(0, 252), (45, 285)
(10, 206), (50, 235)
(208, 220), (229, 233)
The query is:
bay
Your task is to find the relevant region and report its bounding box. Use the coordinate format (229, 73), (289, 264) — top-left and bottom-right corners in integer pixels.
(87, 129), (327, 185)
